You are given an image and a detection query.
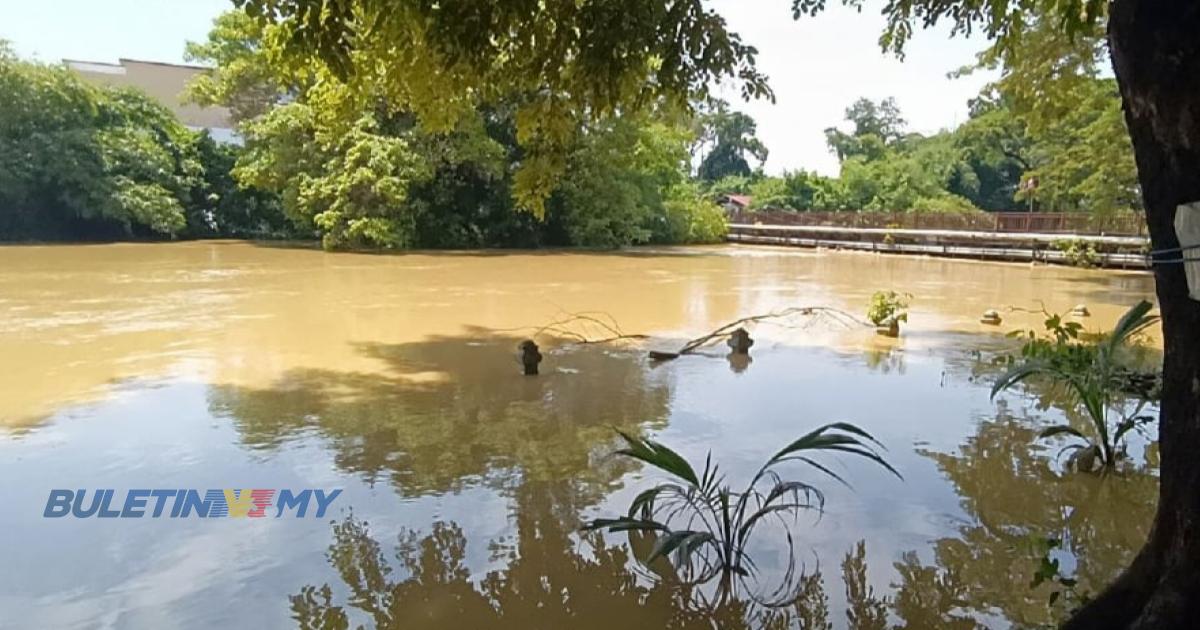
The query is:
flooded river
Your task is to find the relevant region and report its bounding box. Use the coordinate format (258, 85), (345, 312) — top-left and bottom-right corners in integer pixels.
(0, 241), (1159, 629)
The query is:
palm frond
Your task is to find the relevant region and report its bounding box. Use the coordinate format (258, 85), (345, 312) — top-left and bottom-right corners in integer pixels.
(1104, 300), (1158, 352)
(991, 360), (1054, 399)
(615, 429), (700, 486)
(1037, 424), (1087, 440)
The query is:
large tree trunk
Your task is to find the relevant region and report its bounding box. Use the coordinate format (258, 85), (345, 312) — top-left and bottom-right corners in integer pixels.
(1064, 2), (1200, 628)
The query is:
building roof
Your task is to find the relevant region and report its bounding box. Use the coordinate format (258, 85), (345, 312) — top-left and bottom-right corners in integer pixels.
(720, 194), (753, 208)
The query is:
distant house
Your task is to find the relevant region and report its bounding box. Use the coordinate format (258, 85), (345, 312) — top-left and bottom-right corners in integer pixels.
(717, 193), (753, 214)
(64, 58), (238, 143)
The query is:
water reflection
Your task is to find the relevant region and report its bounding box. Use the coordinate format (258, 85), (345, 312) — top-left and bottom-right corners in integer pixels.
(288, 479), (923, 630)
(897, 409), (1157, 628)
(208, 337), (671, 496)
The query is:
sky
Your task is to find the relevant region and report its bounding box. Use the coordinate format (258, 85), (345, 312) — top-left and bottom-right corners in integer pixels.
(1, 0), (997, 176)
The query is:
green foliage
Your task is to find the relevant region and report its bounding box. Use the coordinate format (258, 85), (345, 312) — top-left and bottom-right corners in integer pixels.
(748, 170), (848, 211)
(235, 0), (772, 214)
(181, 9), (721, 251)
(183, 9), (289, 124)
(549, 117), (693, 248)
(703, 174), (755, 197)
(824, 97), (906, 162)
(583, 424), (898, 602)
(867, 291), (911, 327)
(0, 53), (206, 239)
(695, 99), (768, 182)
(653, 184), (729, 245)
(964, 14), (1140, 214)
(188, 132), (292, 237)
(992, 301), (1160, 471)
(1054, 239), (1100, 268)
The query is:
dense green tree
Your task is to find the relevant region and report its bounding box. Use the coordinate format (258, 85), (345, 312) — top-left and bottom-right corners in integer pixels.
(964, 15), (1140, 214)
(694, 99), (769, 181)
(951, 94), (1030, 211)
(748, 170), (848, 211)
(187, 131), (292, 237)
(824, 97), (907, 162)
(183, 9), (289, 124)
(232, 0), (770, 215)
(0, 49), (200, 239)
(185, 10), (727, 250)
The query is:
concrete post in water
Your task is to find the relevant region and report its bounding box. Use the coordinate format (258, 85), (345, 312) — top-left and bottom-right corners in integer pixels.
(727, 328), (754, 355)
(980, 309), (1003, 325)
(519, 340), (542, 375)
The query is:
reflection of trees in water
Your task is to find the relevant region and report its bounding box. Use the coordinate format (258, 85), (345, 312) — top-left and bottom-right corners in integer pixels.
(891, 410), (1157, 628)
(862, 347), (905, 375)
(290, 480), (907, 630)
(207, 335), (672, 497)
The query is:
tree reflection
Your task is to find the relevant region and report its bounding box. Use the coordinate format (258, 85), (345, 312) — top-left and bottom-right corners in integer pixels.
(207, 335), (672, 497)
(892, 408), (1157, 628)
(288, 479), (917, 630)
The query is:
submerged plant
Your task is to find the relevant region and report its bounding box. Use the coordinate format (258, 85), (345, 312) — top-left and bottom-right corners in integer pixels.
(582, 423), (900, 605)
(867, 290), (911, 333)
(1053, 238), (1100, 268)
(992, 300), (1159, 471)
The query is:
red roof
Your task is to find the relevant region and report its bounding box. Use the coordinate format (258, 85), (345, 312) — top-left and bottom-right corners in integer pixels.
(723, 194), (752, 208)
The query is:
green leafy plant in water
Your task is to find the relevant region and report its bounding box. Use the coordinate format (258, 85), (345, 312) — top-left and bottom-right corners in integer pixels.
(992, 300), (1159, 471)
(1053, 238), (1100, 268)
(867, 290), (911, 327)
(582, 423), (900, 606)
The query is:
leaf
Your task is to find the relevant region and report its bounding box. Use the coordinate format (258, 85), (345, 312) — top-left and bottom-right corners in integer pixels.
(1105, 300), (1158, 351)
(991, 360), (1054, 399)
(581, 517), (669, 533)
(647, 530), (715, 565)
(614, 429), (700, 486)
(1037, 424), (1087, 440)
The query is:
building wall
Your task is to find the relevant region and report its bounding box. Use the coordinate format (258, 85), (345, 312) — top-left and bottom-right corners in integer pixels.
(65, 58), (235, 135)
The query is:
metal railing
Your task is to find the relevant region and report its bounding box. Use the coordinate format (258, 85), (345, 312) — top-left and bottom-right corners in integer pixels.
(728, 210), (1147, 236)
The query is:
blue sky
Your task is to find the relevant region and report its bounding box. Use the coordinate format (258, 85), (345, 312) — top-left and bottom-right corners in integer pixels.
(1, 0), (996, 176)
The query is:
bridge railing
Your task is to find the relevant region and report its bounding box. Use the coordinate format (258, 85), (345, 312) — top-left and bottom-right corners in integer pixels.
(728, 210), (1147, 236)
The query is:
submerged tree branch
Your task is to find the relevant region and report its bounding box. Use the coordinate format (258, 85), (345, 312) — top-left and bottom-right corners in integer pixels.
(505, 306), (869, 361)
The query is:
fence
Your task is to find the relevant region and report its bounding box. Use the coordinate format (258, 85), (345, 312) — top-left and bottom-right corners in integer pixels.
(728, 211), (1147, 236)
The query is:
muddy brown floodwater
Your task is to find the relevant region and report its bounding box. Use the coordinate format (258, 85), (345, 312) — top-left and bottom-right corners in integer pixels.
(0, 241), (1160, 629)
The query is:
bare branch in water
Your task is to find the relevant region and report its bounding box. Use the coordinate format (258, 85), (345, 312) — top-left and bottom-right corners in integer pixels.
(671, 307), (870, 358)
(495, 311), (651, 345)
(505, 306), (869, 361)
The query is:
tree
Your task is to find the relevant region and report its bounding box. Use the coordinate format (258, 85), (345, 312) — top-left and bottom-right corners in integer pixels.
(824, 97), (907, 161)
(0, 51), (201, 239)
(232, 0), (770, 215)
(952, 94), (1030, 211)
(963, 15), (1140, 214)
(183, 9), (290, 124)
(239, 1), (1200, 624)
(694, 99), (769, 181)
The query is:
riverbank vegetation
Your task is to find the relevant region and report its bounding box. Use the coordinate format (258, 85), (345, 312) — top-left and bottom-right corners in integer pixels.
(723, 21), (1138, 216)
(1, 4), (1138, 249)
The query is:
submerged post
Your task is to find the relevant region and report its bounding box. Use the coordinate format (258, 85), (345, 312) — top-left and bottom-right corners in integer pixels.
(519, 340), (542, 375)
(727, 328), (754, 355)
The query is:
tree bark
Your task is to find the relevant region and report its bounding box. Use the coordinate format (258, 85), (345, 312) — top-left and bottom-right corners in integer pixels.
(1064, 1), (1200, 628)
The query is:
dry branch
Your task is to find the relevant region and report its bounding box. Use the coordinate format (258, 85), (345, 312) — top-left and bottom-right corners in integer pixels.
(505, 306), (869, 361)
